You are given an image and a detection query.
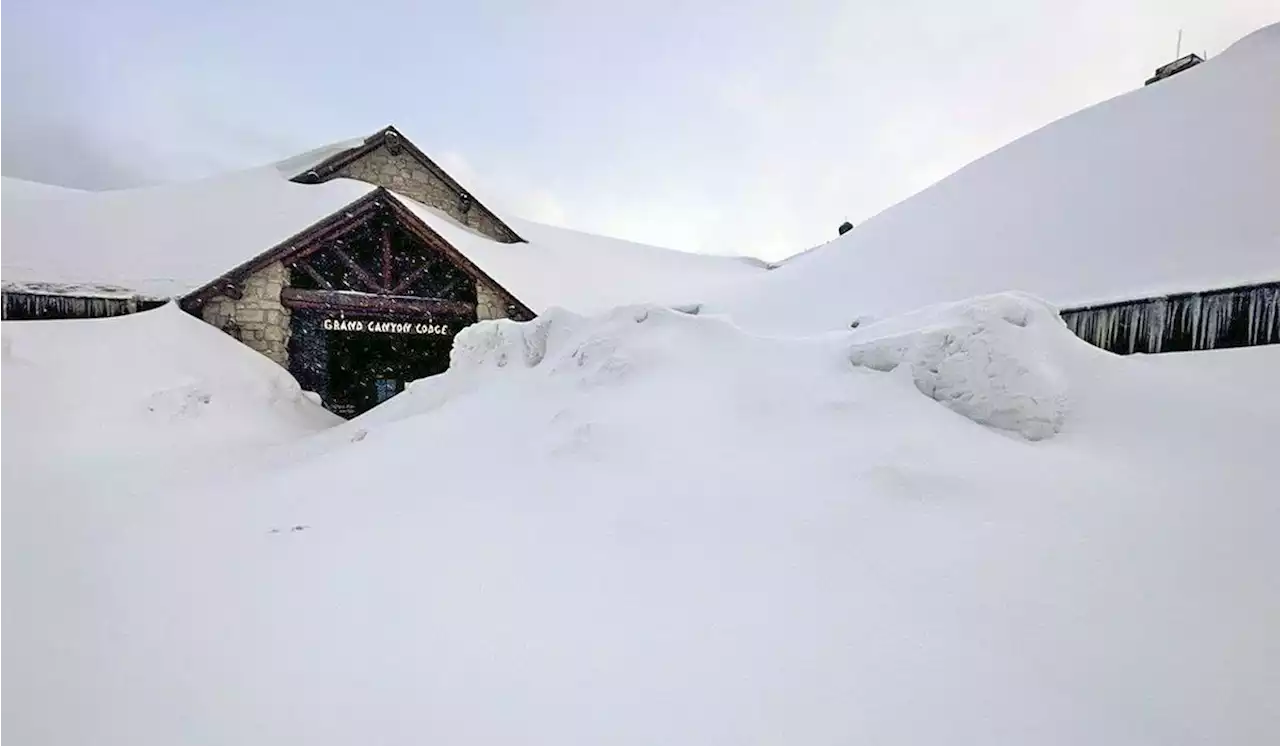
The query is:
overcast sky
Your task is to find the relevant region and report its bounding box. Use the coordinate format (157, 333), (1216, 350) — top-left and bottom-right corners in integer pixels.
(2, 1), (1274, 260)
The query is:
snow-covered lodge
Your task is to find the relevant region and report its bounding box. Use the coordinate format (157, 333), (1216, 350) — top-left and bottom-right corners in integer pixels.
(4, 32), (1279, 418)
(1, 126), (768, 417)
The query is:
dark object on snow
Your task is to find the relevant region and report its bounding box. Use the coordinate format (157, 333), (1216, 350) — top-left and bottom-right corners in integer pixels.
(1144, 53), (1204, 86)
(838, 221), (854, 236)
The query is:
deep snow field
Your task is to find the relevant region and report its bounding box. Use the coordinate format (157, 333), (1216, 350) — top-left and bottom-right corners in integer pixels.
(5, 19), (1279, 746)
(4, 297), (1279, 745)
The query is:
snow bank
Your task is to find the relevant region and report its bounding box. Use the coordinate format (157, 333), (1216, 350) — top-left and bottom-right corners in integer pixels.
(419, 295), (1075, 441)
(1, 303), (337, 457)
(5, 291), (1280, 745)
(717, 22), (1280, 332)
(445, 294), (1074, 441)
(450, 305), (691, 378)
(847, 293), (1071, 440)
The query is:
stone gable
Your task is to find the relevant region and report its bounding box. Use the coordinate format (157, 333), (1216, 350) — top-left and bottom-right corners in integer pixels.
(200, 262), (292, 366)
(476, 281), (510, 321)
(335, 145), (518, 244)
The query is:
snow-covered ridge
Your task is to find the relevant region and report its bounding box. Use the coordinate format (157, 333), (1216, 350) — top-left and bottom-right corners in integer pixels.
(0, 175), (88, 198)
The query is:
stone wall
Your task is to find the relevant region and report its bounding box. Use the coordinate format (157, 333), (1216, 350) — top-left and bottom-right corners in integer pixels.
(336, 145), (518, 243)
(200, 262), (292, 366)
(476, 281), (509, 321)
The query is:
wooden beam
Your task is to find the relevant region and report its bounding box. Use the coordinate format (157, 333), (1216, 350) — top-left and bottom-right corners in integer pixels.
(182, 190), (386, 308)
(389, 262), (431, 295)
(330, 245), (385, 293)
(385, 196), (538, 320)
(381, 225), (393, 290)
(280, 287), (474, 317)
(285, 201), (385, 264)
(294, 260), (334, 290)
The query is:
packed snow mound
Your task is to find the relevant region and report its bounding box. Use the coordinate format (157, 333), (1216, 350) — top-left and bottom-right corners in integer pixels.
(716, 21), (1280, 332)
(451, 304), (691, 380)
(441, 295), (1073, 440)
(1, 304), (337, 453)
(848, 293), (1071, 440)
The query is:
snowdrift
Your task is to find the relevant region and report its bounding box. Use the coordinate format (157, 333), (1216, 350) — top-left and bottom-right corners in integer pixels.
(437, 293), (1072, 440)
(717, 22), (1280, 332)
(5, 293), (1280, 745)
(1, 303), (337, 457)
(846, 293), (1070, 440)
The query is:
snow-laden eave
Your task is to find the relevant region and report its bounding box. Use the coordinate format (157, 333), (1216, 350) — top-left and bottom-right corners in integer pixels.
(1058, 277), (1280, 313)
(179, 187), (391, 308)
(1, 280), (171, 301)
(270, 137), (369, 180)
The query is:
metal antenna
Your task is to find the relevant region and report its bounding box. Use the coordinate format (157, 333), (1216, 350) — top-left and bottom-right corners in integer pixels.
(1176, 29), (1183, 57)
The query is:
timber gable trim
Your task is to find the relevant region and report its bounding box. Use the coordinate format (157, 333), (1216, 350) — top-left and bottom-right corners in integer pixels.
(180, 188), (537, 322)
(289, 125), (525, 244)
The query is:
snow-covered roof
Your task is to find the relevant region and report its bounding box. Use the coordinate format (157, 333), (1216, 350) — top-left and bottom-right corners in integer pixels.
(717, 22), (1280, 332)
(1, 151), (767, 312)
(2, 170), (377, 298)
(391, 195), (768, 314)
(0, 176), (88, 199)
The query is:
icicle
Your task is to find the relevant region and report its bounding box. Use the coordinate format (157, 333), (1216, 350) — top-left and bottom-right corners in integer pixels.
(1182, 296), (1195, 346)
(1126, 302), (1141, 354)
(2, 291), (162, 321)
(1246, 285), (1280, 346)
(1059, 281), (1279, 355)
(1265, 286), (1280, 344)
(1145, 299), (1168, 353)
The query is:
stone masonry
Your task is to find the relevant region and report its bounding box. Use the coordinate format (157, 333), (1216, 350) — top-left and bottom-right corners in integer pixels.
(201, 262), (292, 366)
(476, 281), (509, 321)
(336, 145), (519, 244)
